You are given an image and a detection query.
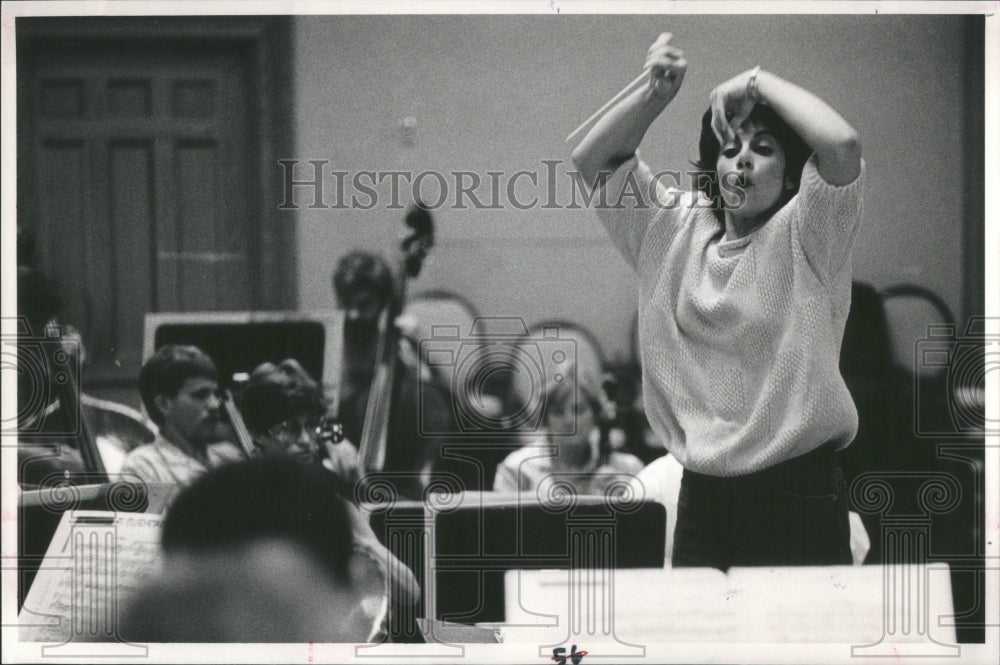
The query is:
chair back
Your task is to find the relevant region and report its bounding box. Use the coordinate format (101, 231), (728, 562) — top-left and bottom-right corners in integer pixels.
(506, 320), (607, 429)
(881, 283), (956, 378)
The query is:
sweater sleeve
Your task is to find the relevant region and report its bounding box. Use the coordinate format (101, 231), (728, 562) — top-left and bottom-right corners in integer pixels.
(793, 153), (865, 280)
(593, 154), (686, 270)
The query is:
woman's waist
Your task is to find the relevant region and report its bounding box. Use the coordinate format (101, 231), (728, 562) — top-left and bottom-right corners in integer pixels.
(680, 439), (840, 485)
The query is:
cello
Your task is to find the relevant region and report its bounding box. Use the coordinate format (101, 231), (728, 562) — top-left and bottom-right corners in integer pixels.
(349, 203), (434, 644)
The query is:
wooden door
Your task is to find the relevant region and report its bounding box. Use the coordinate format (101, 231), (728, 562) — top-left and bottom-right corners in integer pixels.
(23, 41), (256, 382)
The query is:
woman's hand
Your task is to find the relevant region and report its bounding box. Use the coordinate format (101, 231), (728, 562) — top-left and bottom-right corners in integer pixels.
(709, 69), (757, 145)
(644, 32), (687, 105)
(570, 31), (687, 185)
(711, 68), (862, 185)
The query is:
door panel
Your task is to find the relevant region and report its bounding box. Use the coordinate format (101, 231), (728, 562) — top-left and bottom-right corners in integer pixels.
(109, 141), (155, 361)
(28, 43), (255, 380)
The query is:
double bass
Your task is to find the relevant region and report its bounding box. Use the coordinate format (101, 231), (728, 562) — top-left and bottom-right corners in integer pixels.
(356, 203), (435, 484)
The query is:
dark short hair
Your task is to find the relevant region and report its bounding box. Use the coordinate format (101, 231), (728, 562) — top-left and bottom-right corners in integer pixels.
(17, 265), (62, 337)
(239, 358), (328, 435)
(160, 457), (354, 584)
(139, 345), (217, 427)
(17, 228), (63, 336)
(331, 250), (393, 308)
(693, 104), (811, 224)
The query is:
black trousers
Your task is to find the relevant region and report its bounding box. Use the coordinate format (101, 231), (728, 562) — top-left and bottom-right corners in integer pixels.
(672, 442), (853, 570)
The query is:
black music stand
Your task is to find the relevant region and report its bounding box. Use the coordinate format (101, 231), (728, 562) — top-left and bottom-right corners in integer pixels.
(368, 493), (666, 628)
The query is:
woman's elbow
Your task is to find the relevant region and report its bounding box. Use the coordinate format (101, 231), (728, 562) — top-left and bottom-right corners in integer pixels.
(815, 129), (862, 186)
(834, 130), (862, 165)
(572, 144), (621, 189)
(823, 131), (862, 185)
(571, 145), (596, 181)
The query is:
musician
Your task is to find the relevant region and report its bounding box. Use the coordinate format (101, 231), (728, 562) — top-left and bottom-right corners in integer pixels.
(122, 457), (379, 642)
(16, 241), (155, 485)
(239, 358), (332, 462)
(572, 33), (863, 568)
(332, 250), (458, 498)
(239, 358), (421, 611)
(120, 345), (243, 486)
(493, 378), (644, 495)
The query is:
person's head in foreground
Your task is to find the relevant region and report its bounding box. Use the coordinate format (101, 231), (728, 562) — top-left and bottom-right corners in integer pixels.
(121, 457), (376, 642)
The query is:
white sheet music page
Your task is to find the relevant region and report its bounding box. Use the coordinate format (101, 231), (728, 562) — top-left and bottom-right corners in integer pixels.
(727, 564), (956, 644)
(504, 565), (956, 646)
(17, 510), (163, 643)
(503, 567), (738, 645)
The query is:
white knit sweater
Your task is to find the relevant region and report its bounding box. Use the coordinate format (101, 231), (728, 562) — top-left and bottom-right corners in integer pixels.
(596, 153), (865, 476)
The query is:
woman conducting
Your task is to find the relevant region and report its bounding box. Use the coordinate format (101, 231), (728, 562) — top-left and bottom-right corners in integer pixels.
(572, 32), (864, 569)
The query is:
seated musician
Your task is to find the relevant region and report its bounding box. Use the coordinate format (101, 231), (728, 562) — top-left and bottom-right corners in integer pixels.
(332, 250), (458, 498)
(121, 457), (379, 643)
(493, 378), (644, 496)
(119, 345), (243, 486)
(239, 358), (421, 612)
(16, 260), (91, 485)
(16, 249), (155, 485)
(63, 324), (157, 472)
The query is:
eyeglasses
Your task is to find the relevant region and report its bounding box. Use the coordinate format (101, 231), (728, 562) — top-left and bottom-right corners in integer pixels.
(266, 416), (344, 443)
(266, 417), (322, 440)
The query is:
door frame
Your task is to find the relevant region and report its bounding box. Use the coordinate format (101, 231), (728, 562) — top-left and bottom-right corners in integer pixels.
(16, 16), (297, 390)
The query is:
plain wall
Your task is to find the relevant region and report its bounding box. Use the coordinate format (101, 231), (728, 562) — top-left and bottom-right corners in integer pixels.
(291, 15), (971, 362)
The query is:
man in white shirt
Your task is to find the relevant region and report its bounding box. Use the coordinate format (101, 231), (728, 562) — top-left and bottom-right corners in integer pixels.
(120, 345), (243, 486)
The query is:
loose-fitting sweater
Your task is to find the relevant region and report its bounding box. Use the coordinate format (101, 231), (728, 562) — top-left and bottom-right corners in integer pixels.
(595, 153), (864, 476)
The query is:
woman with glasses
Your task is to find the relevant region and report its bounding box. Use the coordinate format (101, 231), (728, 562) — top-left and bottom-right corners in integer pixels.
(239, 358), (420, 634)
(241, 360), (336, 458)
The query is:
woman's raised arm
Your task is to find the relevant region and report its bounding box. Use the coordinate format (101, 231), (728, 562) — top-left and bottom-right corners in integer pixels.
(709, 69), (862, 186)
(571, 33), (688, 186)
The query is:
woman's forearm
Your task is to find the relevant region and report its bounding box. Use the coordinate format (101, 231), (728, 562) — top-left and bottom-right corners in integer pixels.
(570, 87), (671, 186)
(754, 70), (862, 185)
(571, 32), (687, 187)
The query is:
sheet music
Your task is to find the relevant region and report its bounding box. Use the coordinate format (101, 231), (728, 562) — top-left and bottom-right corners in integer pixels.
(504, 565), (957, 645)
(728, 565), (955, 644)
(504, 567), (733, 645)
(17, 510), (163, 643)
(3, 5), (995, 664)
